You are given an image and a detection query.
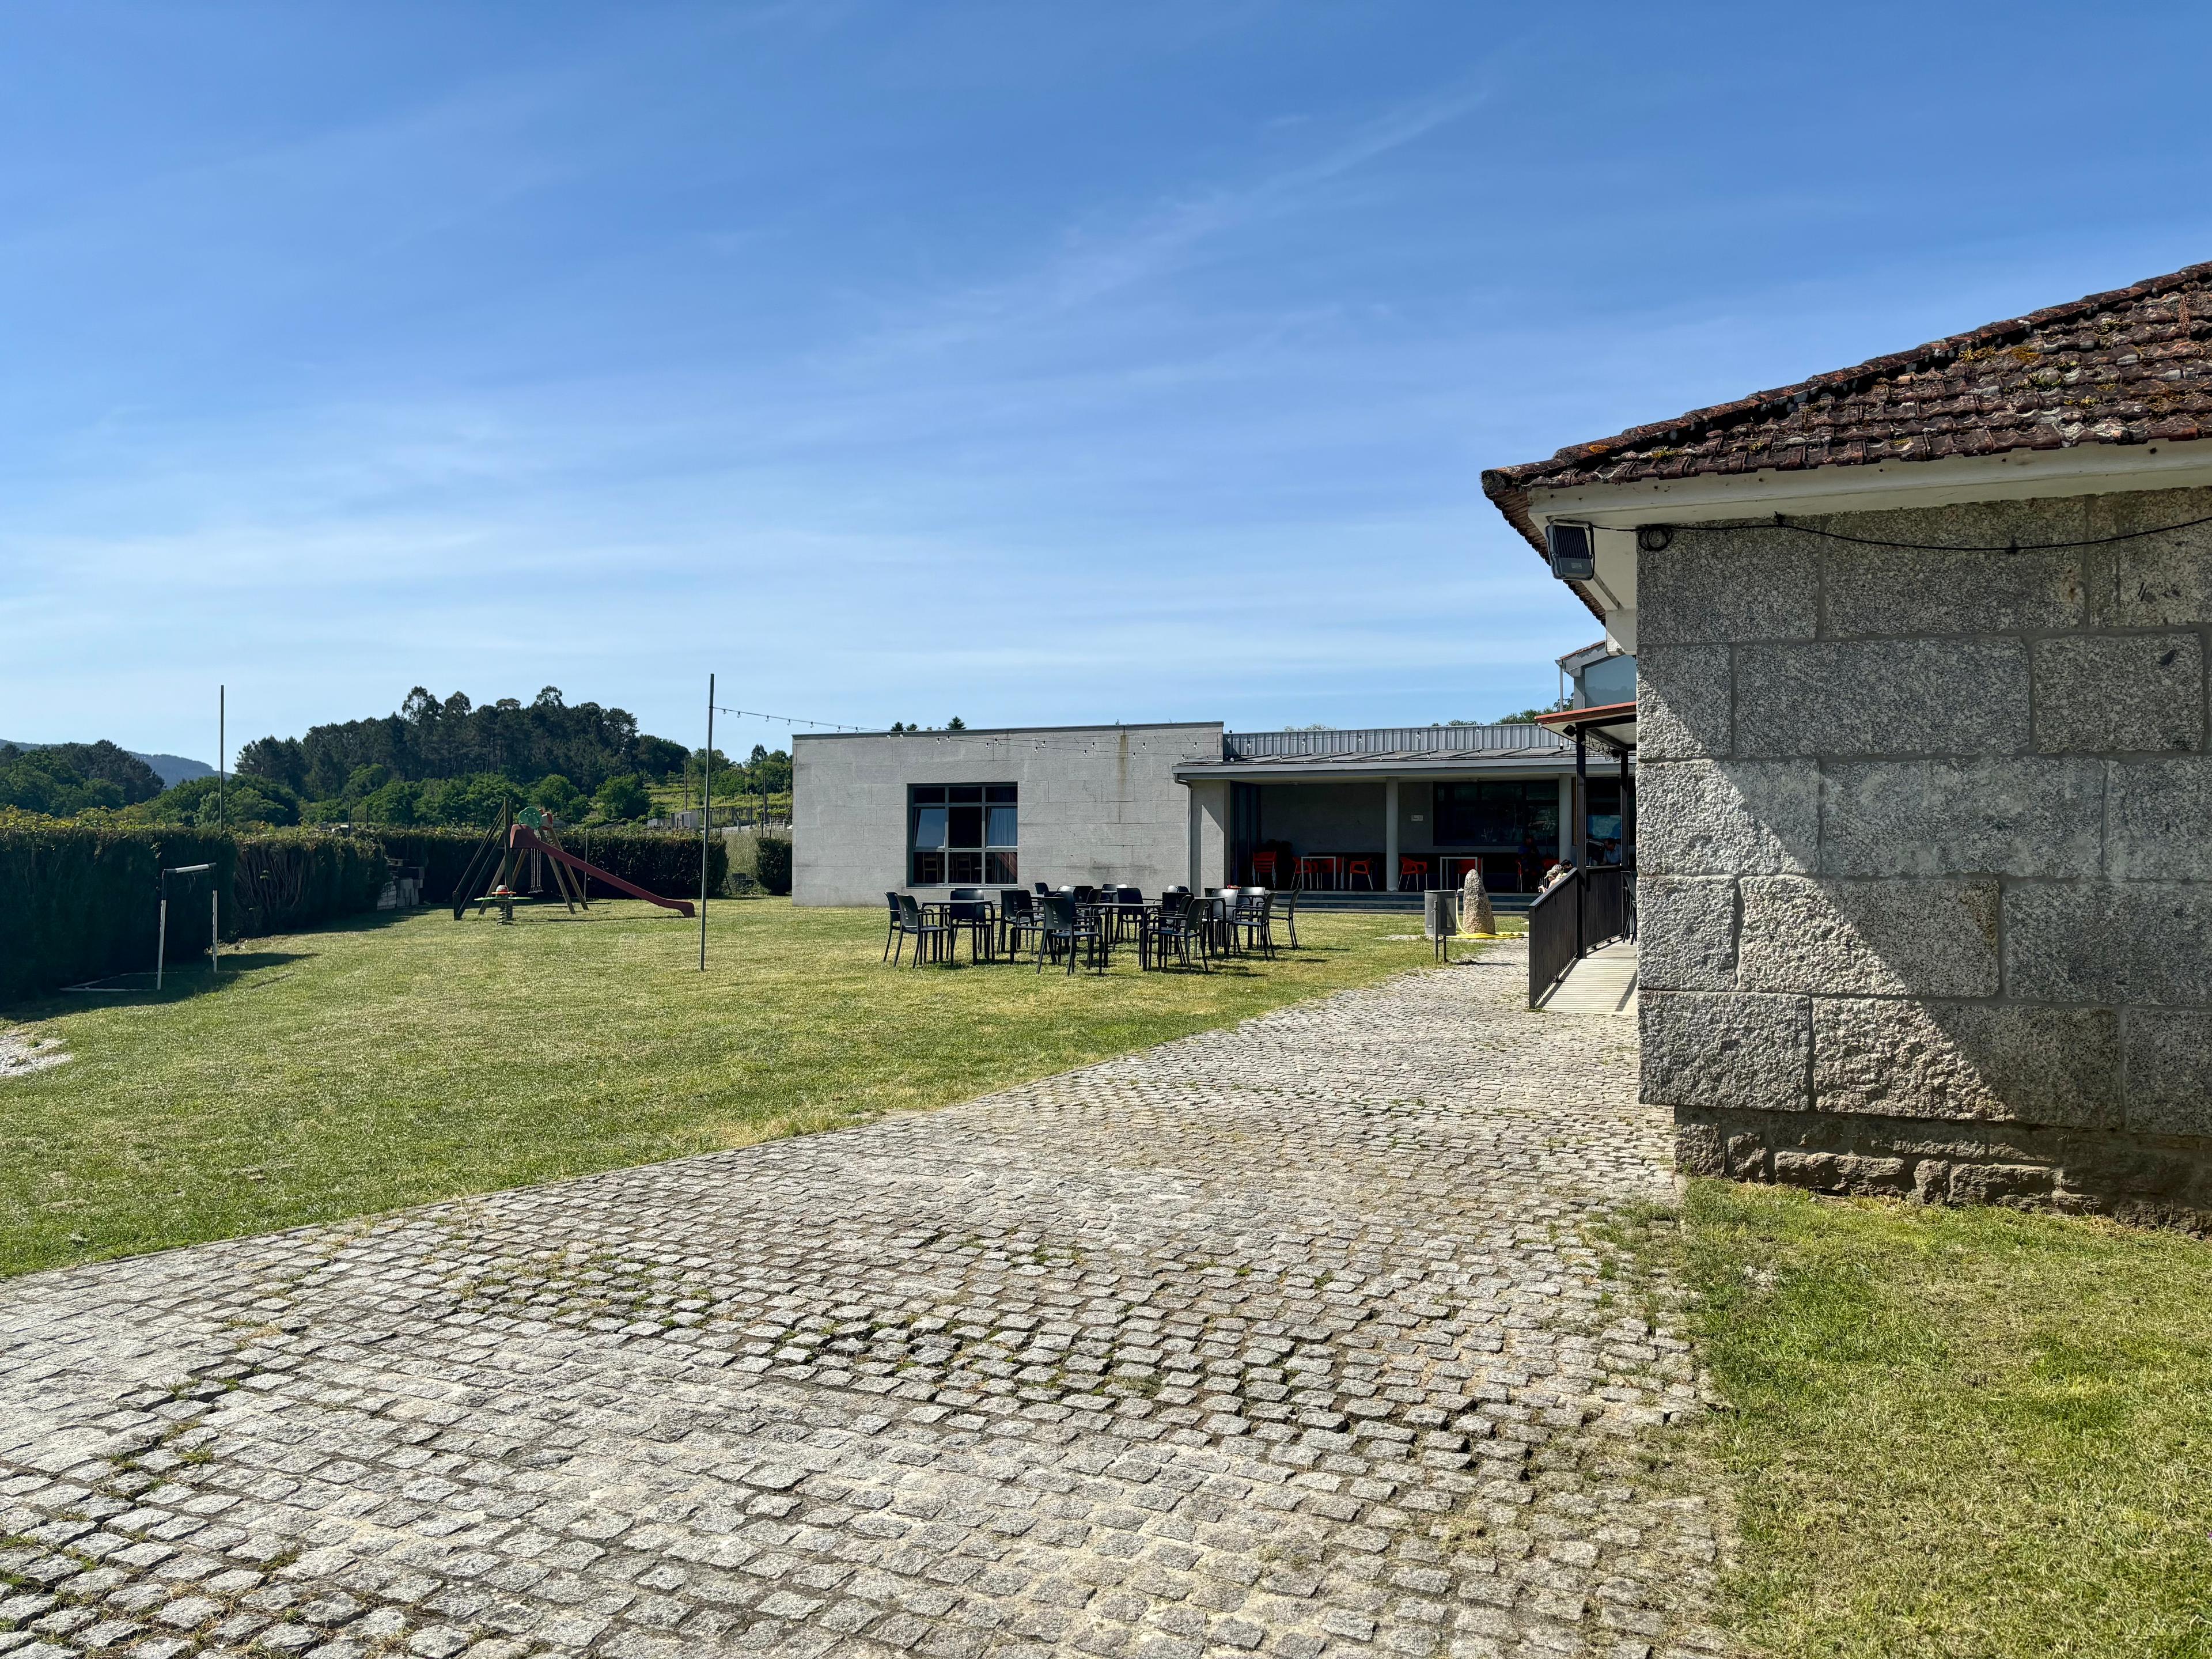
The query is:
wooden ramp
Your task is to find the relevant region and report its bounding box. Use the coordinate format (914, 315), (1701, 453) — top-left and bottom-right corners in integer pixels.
(1535, 938), (1638, 1016)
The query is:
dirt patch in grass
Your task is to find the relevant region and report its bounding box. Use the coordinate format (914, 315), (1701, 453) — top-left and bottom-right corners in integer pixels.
(0, 1025), (69, 1080)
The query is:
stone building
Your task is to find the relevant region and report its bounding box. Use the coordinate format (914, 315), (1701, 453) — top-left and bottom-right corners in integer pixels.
(1483, 259), (2212, 1229)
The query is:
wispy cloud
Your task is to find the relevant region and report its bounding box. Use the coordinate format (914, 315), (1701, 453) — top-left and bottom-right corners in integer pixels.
(839, 74), (1496, 364)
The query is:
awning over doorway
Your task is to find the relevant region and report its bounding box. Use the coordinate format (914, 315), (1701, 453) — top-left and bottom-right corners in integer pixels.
(1531, 699), (1636, 751)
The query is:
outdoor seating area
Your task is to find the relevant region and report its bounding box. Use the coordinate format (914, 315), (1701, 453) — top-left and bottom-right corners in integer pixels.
(882, 882), (1297, 973)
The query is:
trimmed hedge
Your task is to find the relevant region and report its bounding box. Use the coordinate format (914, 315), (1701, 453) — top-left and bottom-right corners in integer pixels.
(370, 828), (486, 907)
(1, 818), (392, 1001)
(2, 819), (237, 999)
(755, 835), (792, 896)
(230, 832), (387, 939)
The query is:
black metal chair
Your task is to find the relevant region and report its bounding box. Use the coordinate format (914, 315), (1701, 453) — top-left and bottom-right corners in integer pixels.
(1236, 889), (1277, 959)
(998, 888), (1044, 959)
(1038, 892), (1106, 975)
(882, 892), (903, 962)
(891, 893), (949, 966)
(1142, 891), (1210, 972)
(946, 887), (994, 963)
(1280, 876), (1303, 949)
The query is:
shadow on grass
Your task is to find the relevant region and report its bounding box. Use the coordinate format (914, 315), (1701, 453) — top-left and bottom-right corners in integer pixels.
(7, 950), (316, 1018)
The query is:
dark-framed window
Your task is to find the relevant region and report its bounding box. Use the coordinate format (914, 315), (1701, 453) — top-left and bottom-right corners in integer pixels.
(910, 783), (1017, 885)
(1433, 780), (1560, 850)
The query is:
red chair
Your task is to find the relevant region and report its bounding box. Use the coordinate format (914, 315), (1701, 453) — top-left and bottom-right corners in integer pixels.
(1297, 854), (1338, 890)
(1343, 856), (1377, 891)
(1250, 850), (1279, 885)
(1397, 856), (1429, 891)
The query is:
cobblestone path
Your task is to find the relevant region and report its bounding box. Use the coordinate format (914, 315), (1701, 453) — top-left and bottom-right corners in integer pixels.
(1, 943), (1730, 1659)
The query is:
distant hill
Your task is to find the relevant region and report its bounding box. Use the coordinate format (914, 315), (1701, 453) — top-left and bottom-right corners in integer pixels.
(2, 741), (214, 789)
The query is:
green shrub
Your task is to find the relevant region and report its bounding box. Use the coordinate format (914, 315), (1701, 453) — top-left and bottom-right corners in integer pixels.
(131, 774), (302, 828)
(533, 774), (584, 817)
(0, 816), (238, 999)
(755, 835), (792, 896)
(594, 774), (651, 821)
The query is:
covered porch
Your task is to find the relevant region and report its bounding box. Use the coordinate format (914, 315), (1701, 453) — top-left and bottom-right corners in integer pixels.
(1176, 723), (1633, 906)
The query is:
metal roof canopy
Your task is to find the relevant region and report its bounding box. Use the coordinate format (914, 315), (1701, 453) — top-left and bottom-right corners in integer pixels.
(1533, 699), (1637, 755)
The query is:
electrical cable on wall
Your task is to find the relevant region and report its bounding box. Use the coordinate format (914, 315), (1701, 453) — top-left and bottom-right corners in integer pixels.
(1626, 507), (2212, 556)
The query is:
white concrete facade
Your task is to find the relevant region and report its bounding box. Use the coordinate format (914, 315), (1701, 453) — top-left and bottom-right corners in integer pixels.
(793, 724), (1224, 907)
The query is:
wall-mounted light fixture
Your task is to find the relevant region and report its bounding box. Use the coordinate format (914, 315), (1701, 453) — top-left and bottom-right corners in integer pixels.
(1545, 522), (1596, 579)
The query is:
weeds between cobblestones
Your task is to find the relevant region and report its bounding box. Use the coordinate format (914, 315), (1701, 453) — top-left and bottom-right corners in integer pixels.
(1, 942), (1735, 1659)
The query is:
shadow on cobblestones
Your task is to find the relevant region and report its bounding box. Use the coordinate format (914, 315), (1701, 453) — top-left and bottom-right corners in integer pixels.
(2, 941), (1737, 1659)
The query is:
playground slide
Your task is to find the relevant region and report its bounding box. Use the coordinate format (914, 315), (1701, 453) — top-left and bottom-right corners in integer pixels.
(509, 825), (695, 918)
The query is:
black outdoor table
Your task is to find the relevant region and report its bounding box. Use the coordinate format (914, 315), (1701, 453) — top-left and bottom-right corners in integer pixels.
(923, 899), (997, 963)
(1091, 898), (1147, 947)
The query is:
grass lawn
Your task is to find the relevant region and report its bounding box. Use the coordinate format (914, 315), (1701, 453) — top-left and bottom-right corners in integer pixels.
(1661, 1179), (2212, 1659)
(0, 898), (1448, 1279)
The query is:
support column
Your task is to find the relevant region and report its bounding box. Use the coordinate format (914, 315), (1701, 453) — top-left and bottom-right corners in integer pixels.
(1556, 774), (1573, 865)
(1384, 778), (1400, 892)
(1187, 786), (1202, 891)
(1574, 729), (1588, 867)
(1621, 745), (1634, 869)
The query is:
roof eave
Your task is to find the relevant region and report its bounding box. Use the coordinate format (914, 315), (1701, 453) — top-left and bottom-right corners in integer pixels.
(1483, 469), (1609, 624)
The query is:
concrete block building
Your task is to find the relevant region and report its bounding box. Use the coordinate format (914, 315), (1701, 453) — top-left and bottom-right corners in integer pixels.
(792, 699), (1632, 909)
(1485, 259), (2212, 1229)
(791, 724), (1222, 907)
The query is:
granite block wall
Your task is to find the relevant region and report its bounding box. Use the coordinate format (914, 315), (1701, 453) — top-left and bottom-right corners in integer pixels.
(1638, 484), (2212, 1230)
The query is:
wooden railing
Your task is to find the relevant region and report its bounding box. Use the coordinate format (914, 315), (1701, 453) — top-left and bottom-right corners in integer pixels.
(1528, 866), (1633, 1008)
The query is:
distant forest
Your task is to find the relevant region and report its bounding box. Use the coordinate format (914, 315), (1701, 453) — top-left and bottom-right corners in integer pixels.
(0, 740), (166, 815)
(209, 685), (790, 829)
(0, 690), (792, 831)
(237, 686), (690, 798)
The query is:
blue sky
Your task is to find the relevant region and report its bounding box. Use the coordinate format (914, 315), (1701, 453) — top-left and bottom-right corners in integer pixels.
(7, 2), (2212, 764)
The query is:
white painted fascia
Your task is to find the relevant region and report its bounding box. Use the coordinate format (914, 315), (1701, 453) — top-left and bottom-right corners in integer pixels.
(1527, 434), (2212, 531)
(1555, 639), (1618, 676)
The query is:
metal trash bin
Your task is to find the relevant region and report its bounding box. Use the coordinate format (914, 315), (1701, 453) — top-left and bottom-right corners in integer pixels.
(1423, 888), (1459, 962)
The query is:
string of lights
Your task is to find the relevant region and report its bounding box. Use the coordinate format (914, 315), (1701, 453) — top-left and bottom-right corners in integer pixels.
(708, 704), (868, 732)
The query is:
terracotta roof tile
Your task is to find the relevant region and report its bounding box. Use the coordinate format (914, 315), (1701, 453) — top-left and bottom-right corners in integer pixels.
(1482, 259), (2212, 613)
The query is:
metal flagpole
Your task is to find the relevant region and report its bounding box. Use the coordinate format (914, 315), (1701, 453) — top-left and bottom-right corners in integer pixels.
(211, 888), (219, 976)
(700, 672), (713, 971)
(218, 685), (226, 829)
